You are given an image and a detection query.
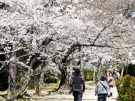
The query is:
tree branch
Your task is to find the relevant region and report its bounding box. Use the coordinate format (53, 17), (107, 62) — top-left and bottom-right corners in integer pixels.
(16, 61), (31, 70)
(0, 47), (25, 55)
(92, 18), (114, 45)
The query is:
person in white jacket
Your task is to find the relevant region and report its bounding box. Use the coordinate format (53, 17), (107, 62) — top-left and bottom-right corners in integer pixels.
(95, 75), (110, 101)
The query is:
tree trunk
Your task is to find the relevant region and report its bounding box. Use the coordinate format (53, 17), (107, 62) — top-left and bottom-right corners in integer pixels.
(16, 55), (41, 96)
(121, 67), (124, 76)
(35, 61), (46, 95)
(93, 68), (96, 82)
(96, 57), (102, 82)
(7, 43), (17, 101)
(8, 62), (17, 101)
(54, 64), (69, 94)
(16, 68), (33, 96)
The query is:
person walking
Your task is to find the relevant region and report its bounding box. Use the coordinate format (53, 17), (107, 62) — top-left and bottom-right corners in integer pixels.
(69, 68), (85, 101)
(107, 72), (114, 97)
(114, 69), (120, 80)
(95, 75), (110, 101)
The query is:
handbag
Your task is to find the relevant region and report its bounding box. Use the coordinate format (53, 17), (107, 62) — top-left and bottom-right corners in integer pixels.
(109, 82), (114, 87)
(107, 78), (114, 87)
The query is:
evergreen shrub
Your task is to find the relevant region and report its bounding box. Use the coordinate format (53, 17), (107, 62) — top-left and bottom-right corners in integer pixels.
(116, 75), (135, 101)
(44, 70), (58, 83)
(126, 63), (135, 76)
(84, 69), (93, 81)
(101, 68), (106, 75)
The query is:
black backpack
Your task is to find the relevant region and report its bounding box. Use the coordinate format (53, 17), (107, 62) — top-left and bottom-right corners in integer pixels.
(72, 75), (84, 91)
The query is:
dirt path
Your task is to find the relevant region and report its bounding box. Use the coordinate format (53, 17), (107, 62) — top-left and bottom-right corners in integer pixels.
(30, 86), (118, 101)
(0, 82), (118, 101)
(30, 82), (118, 101)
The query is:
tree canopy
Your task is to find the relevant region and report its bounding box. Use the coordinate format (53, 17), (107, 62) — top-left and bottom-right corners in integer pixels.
(0, 0), (135, 100)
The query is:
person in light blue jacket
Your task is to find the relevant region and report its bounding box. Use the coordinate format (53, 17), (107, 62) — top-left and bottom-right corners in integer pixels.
(95, 75), (110, 101)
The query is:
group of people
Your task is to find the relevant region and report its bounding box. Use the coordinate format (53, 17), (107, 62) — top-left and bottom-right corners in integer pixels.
(95, 68), (120, 101)
(69, 68), (120, 101)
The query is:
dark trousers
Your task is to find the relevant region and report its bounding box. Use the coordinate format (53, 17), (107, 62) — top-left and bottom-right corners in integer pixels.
(98, 94), (107, 101)
(73, 91), (83, 101)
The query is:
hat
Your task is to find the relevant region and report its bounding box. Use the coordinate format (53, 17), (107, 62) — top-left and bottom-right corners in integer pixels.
(100, 75), (106, 81)
(75, 68), (80, 74)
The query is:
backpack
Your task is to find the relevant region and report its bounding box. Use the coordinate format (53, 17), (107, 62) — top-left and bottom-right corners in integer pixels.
(72, 75), (84, 91)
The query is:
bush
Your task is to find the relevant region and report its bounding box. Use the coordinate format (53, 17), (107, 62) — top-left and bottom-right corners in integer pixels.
(44, 70), (58, 83)
(84, 69), (93, 81)
(125, 63), (135, 76)
(116, 75), (135, 101)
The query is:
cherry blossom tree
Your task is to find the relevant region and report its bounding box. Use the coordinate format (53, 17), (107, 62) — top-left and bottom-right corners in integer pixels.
(0, 0), (135, 100)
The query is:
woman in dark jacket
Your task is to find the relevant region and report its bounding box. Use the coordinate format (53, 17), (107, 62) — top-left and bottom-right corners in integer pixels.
(69, 68), (85, 101)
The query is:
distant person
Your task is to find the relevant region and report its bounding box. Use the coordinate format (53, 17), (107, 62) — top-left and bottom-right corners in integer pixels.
(107, 72), (114, 97)
(114, 69), (120, 80)
(95, 75), (110, 101)
(69, 68), (85, 101)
